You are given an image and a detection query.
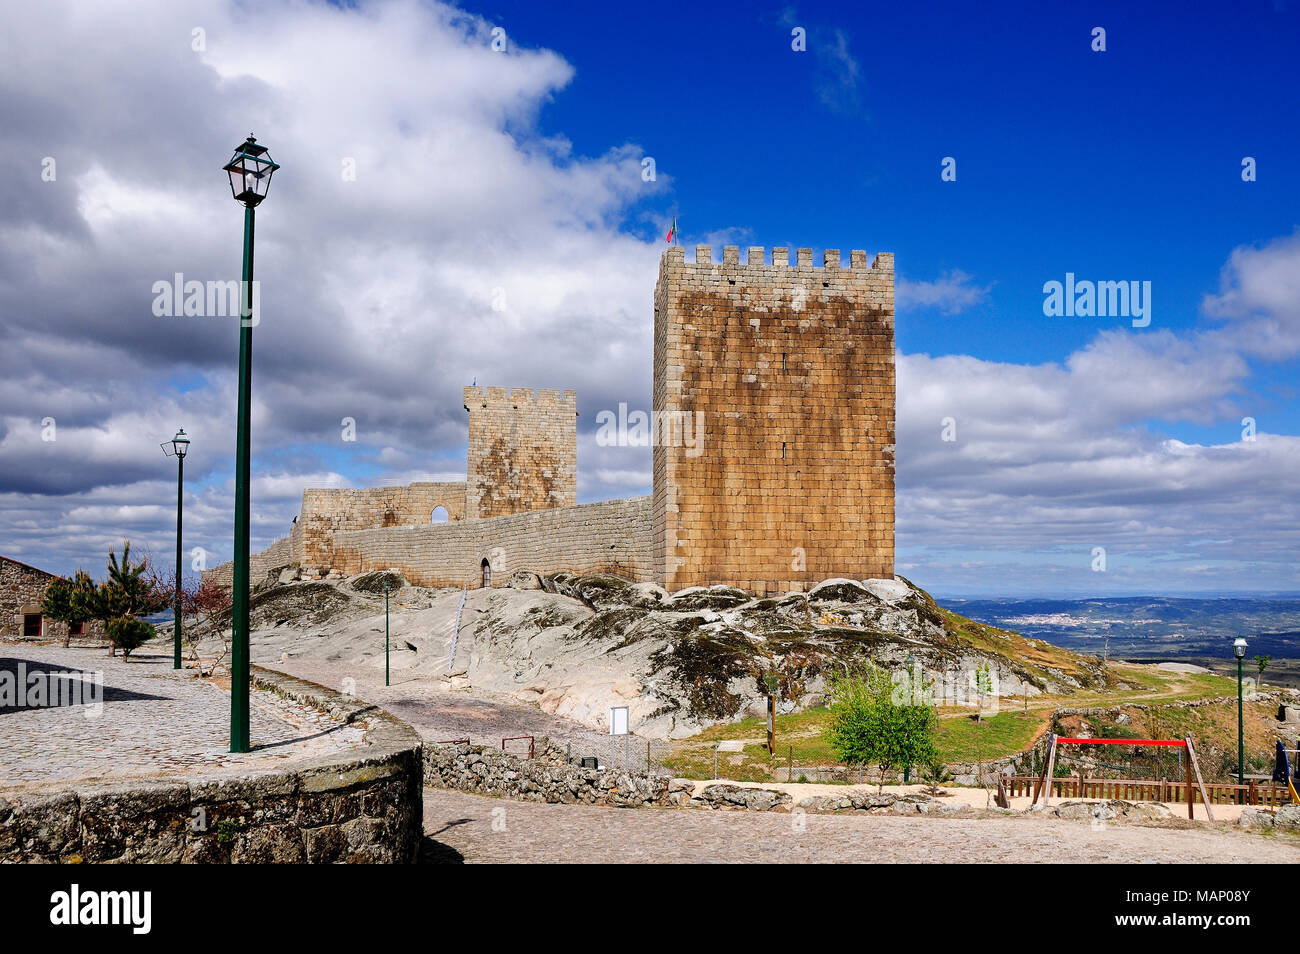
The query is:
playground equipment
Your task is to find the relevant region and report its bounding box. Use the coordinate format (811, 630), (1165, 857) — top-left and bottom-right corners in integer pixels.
(1272, 740), (1300, 805)
(1030, 734), (1214, 820)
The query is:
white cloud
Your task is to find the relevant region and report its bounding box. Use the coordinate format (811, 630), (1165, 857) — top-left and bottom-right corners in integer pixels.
(1203, 230), (1300, 358)
(0, 0), (1296, 599)
(897, 270), (991, 315)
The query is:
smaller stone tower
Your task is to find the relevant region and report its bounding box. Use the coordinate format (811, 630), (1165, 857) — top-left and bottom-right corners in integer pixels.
(464, 386), (577, 519)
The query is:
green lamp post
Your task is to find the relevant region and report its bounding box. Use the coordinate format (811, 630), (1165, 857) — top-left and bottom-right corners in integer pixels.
(160, 429), (190, 669)
(222, 135), (280, 753)
(384, 580), (391, 687)
(1234, 636), (1248, 800)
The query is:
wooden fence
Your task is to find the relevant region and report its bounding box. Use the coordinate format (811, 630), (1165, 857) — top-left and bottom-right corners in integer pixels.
(1004, 774), (1293, 807)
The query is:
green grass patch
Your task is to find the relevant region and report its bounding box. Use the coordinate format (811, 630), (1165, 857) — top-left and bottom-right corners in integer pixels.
(662, 705), (1045, 779)
(934, 711), (1042, 763)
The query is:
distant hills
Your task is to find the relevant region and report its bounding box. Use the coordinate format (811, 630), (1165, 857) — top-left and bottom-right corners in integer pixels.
(940, 596), (1300, 661)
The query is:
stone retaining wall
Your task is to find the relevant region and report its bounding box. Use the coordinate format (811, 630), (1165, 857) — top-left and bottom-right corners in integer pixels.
(0, 668), (423, 863)
(332, 495), (654, 588)
(422, 740), (972, 816)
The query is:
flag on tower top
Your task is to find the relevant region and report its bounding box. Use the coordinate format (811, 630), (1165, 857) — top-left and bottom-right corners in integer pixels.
(665, 216), (677, 244)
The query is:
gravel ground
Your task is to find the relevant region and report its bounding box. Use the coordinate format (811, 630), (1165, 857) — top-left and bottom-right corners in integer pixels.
(422, 788), (1300, 864)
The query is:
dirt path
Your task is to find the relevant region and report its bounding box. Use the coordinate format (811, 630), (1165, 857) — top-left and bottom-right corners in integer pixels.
(422, 788), (1300, 863)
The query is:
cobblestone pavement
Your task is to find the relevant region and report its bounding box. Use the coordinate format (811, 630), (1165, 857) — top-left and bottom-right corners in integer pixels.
(0, 643), (364, 791)
(422, 788), (1300, 863)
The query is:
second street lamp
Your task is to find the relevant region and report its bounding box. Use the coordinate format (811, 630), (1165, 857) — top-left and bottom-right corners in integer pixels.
(1234, 636), (1248, 799)
(161, 428), (190, 669)
(222, 135), (280, 753)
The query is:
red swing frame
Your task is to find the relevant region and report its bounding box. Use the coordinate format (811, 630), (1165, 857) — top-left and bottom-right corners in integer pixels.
(1030, 734), (1214, 820)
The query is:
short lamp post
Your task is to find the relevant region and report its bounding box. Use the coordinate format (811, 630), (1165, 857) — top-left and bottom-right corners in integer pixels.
(1234, 636), (1248, 799)
(384, 581), (391, 687)
(904, 652), (916, 783)
(222, 135), (280, 753)
(161, 429), (190, 670)
(762, 671), (778, 757)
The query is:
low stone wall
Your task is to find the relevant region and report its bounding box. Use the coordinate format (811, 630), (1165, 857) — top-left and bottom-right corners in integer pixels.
(0, 668), (423, 863)
(332, 495), (654, 587)
(422, 740), (972, 816)
(424, 739), (683, 807)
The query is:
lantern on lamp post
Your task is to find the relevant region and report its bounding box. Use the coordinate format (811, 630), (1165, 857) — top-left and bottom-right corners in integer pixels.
(222, 135), (279, 753)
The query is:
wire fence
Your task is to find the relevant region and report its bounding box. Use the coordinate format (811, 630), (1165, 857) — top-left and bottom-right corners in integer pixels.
(547, 734), (677, 776)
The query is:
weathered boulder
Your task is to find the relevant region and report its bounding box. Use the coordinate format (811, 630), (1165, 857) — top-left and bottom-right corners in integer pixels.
(808, 579), (877, 603)
(1238, 807), (1275, 829)
(1274, 804), (1300, 830)
(862, 578), (913, 603)
(350, 569), (408, 595)
(663, 585), (751, 611)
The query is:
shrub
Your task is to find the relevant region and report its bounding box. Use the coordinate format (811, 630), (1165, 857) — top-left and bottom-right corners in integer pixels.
(105, 617), (156, 658)
(920, 760), (953, 795)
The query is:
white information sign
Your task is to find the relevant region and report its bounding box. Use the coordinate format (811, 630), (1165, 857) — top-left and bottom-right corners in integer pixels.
(609, 706), (630, 736)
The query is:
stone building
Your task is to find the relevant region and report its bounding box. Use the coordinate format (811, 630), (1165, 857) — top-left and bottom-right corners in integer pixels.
(1, 555), (89, 642)
(206, 245), (895, 593)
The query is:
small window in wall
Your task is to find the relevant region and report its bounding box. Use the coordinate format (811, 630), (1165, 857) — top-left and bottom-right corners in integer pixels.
(431, 506), (449, 523)
(481, 558), (491, 589)
(23, 614), (41, 639)
(782, 441), (787, 460)
(69, 621), (84, 636)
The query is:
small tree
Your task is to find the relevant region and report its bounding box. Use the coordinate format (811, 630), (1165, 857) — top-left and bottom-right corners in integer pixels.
(974, 662), (993, 723)
(40, 570), (100, 648)
(94, 541), (166, 657)
(105, 616), (155, 659)
(186, 580), (234, 677)
(41, 577), (74, 646)
(919, 759), (952, 796)
(826, 661), (940, 793)
(1256, 654), (1271, 692)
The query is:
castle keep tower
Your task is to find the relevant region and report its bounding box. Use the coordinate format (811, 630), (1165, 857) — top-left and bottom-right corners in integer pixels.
(652, 245), (895, 594)
(464, 386), (578, 519)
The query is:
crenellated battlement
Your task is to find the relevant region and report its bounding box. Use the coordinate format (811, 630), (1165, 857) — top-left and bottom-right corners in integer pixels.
(661, 244), (893, 274)
(463, 385), (578, 411)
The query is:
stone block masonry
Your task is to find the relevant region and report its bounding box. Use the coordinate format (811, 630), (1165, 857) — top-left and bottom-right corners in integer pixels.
(653, 245), (895, 594)
(331, 495), (653, 587)
(465, 385), (577, 519)
(300, 482), (467, 566)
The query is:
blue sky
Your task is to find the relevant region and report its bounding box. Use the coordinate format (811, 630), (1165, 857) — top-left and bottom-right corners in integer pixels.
(2, 0), (1298, 597)
(489, 0), (1296, 370)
